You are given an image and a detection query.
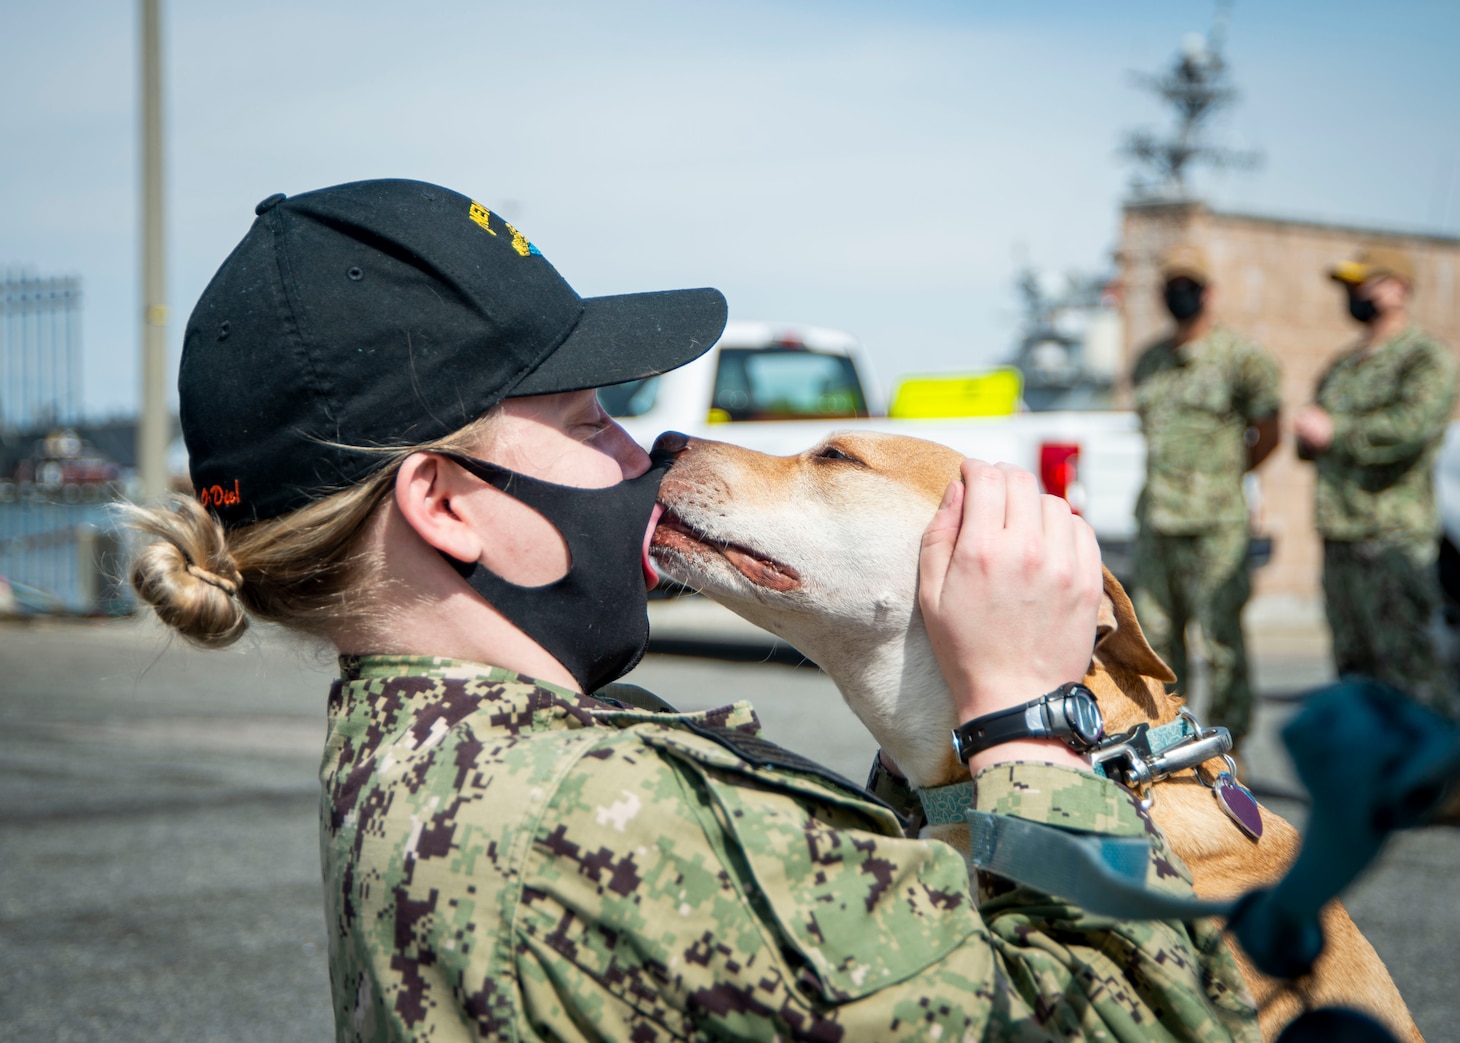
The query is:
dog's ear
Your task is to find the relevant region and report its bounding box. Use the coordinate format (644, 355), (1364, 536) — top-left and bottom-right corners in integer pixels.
(1095, 566), (1177, 683)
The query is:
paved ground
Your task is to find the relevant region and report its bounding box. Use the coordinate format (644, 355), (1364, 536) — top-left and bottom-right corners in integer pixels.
(2, 607), (1457, 1041)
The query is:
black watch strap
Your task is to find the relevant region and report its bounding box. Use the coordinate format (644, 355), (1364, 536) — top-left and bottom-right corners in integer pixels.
(951, 682), (1103, 764)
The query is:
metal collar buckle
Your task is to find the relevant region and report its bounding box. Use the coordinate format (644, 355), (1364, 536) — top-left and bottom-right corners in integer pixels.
(1091, 709), (1233, 797)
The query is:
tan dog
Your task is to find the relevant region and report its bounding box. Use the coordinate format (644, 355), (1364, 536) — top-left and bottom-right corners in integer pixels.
(651, 430), (1422, 1043)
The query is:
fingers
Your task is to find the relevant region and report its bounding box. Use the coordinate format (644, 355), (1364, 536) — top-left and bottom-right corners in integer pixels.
(1039, 490), (1100, 626)
(1039, 485), (1103, 601)
(1073, 514), (1102, 595)
(919, 474), (966, 607)
(931, 459), (1068, 550)
(924, 457), (1093, 571)
(998, 462), (1043, 535)
(917, 457), (1106, 733)
(927, 473), (966, 542)
(1039, 488), (1073, 563)
(960, 459), (1006, 538)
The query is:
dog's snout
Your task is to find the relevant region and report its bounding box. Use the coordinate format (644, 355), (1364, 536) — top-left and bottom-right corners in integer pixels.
(652, 431), (693, 458)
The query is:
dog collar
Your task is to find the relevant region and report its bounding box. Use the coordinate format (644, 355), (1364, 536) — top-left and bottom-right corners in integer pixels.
(1090, 711), (1232, 791)
(914, 779), (975, 827)
(1092, 714), (1196, 779)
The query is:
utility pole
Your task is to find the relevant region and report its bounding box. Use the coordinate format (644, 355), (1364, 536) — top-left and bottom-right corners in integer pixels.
(138, 0), (169, 498)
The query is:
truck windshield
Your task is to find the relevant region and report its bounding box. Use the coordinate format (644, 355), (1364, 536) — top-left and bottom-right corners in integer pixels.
(713, 348), (868, 421)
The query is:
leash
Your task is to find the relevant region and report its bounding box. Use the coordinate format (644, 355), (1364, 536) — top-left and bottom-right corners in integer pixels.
(967, 810), (1232, 920)
(1092, 710), (1265, 841)
(1089, 710), (1226, 790)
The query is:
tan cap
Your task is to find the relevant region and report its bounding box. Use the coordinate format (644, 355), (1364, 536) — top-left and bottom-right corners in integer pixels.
(1160, 244), (1211, 285)
(1329, 243), (1415, 286)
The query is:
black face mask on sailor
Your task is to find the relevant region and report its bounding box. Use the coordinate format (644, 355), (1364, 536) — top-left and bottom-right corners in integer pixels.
(1163, 280), (1206, 323)
(435, 448), (671, 694)
(1347, 290), (1379, 325)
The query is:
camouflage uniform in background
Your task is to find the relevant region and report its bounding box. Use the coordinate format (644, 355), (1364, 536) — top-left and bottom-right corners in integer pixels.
(320, 655), (1258, 1042)
(1306, 325), (1459, 718)
(1131, 326), (1282, 744)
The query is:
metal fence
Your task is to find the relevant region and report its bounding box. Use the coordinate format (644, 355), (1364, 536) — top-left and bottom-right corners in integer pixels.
(0, 268), (127, 615)
(0, 501), (133, 616)
(1, 270), (83, 432)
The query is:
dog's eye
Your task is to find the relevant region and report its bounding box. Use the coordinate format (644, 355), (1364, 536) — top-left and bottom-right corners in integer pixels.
(815, 446), (861, 465)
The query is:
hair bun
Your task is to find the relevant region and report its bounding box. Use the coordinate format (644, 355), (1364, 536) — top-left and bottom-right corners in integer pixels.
(184, 561), (241, 598)
(127, 499), (249, 648)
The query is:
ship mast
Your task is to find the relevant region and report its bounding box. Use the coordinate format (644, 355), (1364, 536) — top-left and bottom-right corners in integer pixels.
(1123, 2), (1260, 199)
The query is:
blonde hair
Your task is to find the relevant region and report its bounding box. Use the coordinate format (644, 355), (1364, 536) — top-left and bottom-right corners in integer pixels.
(127, 412), (500, 649)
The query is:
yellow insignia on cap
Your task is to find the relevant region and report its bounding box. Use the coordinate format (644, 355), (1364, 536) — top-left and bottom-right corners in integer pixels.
(1329, 260), (1370, 285)
(503, 220), (533, 257)
(468, 201), (537, 256)
(467, 201), (498, 236)
(1329, 244), (1414, 286)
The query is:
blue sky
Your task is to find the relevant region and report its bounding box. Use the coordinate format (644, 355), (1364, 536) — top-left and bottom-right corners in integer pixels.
(3, 0), (1458, 416)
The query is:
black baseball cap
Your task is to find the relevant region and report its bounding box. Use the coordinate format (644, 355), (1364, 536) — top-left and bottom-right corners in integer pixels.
(179, 178), (727, 527)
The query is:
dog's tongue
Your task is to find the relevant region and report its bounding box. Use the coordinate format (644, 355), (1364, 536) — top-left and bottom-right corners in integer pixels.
(642, 503), (664, 590)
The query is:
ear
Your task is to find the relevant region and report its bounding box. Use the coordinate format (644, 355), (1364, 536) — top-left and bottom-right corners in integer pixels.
(1094, 566), (1176, 683)
(393, 452), (485, 564)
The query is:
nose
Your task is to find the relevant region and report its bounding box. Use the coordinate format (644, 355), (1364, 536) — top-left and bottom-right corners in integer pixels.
(651, 431), (692, 462)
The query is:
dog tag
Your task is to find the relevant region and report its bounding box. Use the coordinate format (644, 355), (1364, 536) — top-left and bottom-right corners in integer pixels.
(1213, 772), (1263, 841)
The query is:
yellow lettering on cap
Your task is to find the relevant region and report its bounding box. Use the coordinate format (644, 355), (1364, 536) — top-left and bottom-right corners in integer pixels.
(468, 202), (498, 236)
(502, 220), (533, 257)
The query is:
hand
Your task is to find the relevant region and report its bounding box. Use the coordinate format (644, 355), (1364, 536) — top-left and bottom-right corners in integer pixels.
(1293, 405), (1334, 454)
(919, 461), (1102, 772)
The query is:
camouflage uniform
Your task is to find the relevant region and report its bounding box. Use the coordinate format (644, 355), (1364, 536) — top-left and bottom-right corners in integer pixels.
(1130, 326), (1282, 743)
(1307, 325), (1458, 717)
(320, 655), (1258, 1042)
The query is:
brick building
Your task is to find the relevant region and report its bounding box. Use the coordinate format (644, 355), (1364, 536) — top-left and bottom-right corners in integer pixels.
(1118, 201), (1460, 611)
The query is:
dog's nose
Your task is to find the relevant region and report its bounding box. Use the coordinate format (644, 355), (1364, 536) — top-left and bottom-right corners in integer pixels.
(652, 431), (692, 458)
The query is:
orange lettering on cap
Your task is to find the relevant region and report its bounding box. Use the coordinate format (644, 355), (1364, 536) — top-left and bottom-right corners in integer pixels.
(196, 479), (242, 509)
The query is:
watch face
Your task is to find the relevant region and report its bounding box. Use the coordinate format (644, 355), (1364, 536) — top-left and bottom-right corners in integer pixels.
(1065, 688), (1105, 747)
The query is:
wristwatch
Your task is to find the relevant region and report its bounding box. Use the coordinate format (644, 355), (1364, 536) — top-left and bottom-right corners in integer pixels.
(951, 682), (1105, 764)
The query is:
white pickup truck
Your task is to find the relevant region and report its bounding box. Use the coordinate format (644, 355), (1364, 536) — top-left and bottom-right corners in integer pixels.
(601, 320), (1149, 574)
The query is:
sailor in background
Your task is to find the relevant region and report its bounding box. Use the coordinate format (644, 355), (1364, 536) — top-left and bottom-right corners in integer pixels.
(1295, 244), (1459, 720)
(1130, 245), (1282, 754)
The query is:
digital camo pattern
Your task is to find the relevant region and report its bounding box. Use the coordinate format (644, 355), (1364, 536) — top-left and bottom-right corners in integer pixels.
(1324, 537), (1456, 719)
(1309, 325), (1457, 542)
(320, 655), (1257, 1042)
(970, 761), (1155, 837)
(1131, 524), (1255, 743)
(1132, 325), (1281, 535)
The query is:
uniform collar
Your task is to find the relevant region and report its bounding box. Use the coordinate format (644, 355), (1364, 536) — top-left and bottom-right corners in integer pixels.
(332, 654), (761, 735)
(1355, 323), (1419, 358)
(1170, 323), (1226, 363)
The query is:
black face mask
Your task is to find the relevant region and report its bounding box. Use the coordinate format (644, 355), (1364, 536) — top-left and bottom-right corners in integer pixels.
(1163, 282), (1205, 323)
(436, 449), (670, 693)
(1347, 292), (1379, 325)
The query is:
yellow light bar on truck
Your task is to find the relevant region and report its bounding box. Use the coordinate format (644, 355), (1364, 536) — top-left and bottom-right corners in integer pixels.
(889, 367), (1023, 418)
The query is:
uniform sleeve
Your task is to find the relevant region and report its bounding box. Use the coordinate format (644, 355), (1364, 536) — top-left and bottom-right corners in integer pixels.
(511, 740), (1257, 1042)
(1234, 342), (1282, 423)
(1130, 340), (1162, 392)
(1330, 339), (1458, 466)
(1297, 364), (1338, 463)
